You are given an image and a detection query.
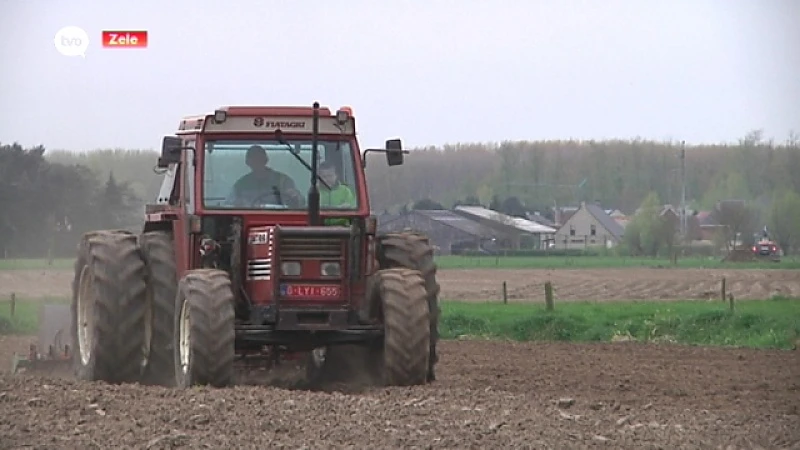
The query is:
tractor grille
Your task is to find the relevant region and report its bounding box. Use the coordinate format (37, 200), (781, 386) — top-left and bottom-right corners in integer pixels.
(247, 258), (272, 280)
(279, 236), (344, 259)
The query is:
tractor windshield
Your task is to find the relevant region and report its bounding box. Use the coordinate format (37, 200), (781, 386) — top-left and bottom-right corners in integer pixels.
(202, 139), (360, 211)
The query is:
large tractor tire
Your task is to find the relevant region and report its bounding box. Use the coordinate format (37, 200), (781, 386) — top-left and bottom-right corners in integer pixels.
(377, 232), (440, 381)
(174, 269), (235, 388)
(139, 231), (178, 386)
(71, 230), (149, 383)
(376, 268), (431, 386)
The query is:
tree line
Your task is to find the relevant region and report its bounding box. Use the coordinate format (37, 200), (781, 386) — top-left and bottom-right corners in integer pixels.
(0, 143), (142, 259)
(376, 130), (800, 214)
(2, 129), (799, 257)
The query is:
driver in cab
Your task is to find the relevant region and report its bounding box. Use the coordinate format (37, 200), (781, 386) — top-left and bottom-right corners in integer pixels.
(228, 145), (304, 207)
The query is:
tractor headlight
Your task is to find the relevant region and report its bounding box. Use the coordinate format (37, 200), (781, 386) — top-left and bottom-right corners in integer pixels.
(281, 261), (301, 276)
(213, 109), (227, 123)
(320, 262), (341, 277)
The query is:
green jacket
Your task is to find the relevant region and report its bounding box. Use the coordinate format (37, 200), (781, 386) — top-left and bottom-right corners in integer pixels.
(320, 183), (356, 208)
(321, 183), (356, 226)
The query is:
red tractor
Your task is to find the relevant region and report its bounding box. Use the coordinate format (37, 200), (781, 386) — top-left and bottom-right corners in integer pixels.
(751, 237), (781, 262)
(70, 103), (439, 388)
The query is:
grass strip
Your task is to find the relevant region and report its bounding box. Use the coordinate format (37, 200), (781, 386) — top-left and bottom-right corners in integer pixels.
(3, 296), (798, 351)
(441, 297), (800, 350)
(0, 297), (70, 334)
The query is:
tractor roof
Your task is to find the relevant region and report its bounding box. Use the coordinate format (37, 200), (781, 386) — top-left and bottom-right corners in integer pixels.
(176, 105), (356, 136)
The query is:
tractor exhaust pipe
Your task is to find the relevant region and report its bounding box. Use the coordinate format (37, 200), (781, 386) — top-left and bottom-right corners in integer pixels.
(307, 102), (321, 226)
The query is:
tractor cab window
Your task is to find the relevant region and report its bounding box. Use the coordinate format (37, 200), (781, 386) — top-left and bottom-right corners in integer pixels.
(202, 139), (359, 211)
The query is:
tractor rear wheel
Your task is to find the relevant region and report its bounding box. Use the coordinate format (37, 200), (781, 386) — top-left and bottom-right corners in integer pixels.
(71, 230), (148, 383)
(377, 268), (431, 386)
(139, 231), (178, 386)
(174, 269), (235, 388)
(377, 232), (440, 381)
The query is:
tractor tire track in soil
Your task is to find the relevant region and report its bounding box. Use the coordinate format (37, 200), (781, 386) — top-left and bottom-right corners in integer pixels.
(1, 340), (798, 449)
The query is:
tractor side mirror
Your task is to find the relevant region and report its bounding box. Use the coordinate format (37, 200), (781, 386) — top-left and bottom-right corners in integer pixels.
(385, 139), (404, 166)
(361, 138), (408, 168)
(158, 136), (183, 168)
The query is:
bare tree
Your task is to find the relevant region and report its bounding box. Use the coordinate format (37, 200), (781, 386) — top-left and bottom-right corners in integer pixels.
(712, 200), (757, 251)
(769, 190), (800, 255)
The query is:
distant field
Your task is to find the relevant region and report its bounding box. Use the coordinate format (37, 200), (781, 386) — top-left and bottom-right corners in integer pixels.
(434, 254), (800, 270)
(0, 259), (74, 271)
(2, 255), (799, 271)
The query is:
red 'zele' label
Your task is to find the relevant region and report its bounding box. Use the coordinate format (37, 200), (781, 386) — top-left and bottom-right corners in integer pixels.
(102, 31), (148, 48)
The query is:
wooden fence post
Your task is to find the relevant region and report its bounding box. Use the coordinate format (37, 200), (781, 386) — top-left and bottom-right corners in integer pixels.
(10, 292), (15, 317)
(544, 281), (554, 311)
(502, 281), (508, 304)
(728, 294), (735, 312)
(720, 277), (726, 302)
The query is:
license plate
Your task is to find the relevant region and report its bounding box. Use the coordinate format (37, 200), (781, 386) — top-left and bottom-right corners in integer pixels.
(280, 284), (340, 299)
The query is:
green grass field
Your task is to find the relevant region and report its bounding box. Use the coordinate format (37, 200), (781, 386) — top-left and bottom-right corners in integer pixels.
(440, 298), (800, 349)
(434, 254), (800, 270)
(0, 297), (69, 334)
(2, 255), (799, 271)
(2, 296), (798, 350)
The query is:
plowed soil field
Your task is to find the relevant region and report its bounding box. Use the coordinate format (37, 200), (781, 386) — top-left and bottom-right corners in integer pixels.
(3, 267), (799, 301)
(2, 267), (799, 447)
(438, 268), (800, 302)
(1, 340), (798, 449)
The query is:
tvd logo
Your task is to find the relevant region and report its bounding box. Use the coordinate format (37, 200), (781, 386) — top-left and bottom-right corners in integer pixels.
(253, 117), (306, 128)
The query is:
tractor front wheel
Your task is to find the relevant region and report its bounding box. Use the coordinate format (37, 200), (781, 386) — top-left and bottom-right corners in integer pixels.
(376, 268), (431, 386)
(174, 269), (235, 388)
(377, 232), (440, 381)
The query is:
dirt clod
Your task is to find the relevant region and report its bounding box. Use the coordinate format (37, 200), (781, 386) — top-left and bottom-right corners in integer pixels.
(557, 397), (576, 408)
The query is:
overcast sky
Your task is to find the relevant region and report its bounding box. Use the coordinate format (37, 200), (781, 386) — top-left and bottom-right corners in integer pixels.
(1, 0), (798, 152)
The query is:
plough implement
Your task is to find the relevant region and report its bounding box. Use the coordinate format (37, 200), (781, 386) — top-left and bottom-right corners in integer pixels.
(10, 303), (72, 375)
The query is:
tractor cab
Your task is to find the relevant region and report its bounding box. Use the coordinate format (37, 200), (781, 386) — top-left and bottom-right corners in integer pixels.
(147, 103), (404, 320)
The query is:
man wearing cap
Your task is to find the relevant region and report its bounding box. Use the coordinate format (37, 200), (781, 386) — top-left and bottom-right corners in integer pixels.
(319, 160), (356, 208)
(229, 145), (304, 207)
